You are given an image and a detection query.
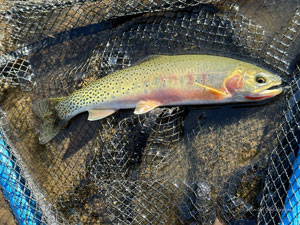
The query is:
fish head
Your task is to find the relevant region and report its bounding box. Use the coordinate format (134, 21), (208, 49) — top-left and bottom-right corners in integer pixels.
(224, 66), (283, 101)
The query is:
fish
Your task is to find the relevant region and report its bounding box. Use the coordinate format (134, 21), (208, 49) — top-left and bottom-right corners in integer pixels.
(35, 55), (282, 144)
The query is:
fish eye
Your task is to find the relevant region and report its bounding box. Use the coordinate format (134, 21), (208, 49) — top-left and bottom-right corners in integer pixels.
(255, 76), (266, 84)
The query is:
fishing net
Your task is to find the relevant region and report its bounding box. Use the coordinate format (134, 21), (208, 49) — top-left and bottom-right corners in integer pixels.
(0, 0), (300, 224)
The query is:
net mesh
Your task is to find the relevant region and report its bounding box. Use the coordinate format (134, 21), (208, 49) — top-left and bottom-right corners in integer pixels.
(0, 0), (300, 224)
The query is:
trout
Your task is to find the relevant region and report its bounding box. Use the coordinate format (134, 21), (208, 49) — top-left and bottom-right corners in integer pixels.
(35, 55), (282, 144)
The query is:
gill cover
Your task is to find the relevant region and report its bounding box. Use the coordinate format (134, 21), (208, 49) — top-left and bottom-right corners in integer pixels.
(223, 66), (282, 101)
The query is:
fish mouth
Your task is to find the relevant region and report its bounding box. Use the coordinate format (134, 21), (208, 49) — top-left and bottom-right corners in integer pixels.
(258, 87), (283, 97)
(245, 80), (283, 100)
(259, 79), (283, 97)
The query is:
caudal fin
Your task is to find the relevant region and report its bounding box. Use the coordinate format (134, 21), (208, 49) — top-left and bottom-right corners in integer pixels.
(34, 98), (68, 144)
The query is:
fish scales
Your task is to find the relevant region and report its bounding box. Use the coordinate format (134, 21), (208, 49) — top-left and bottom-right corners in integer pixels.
(36, 55), (283, 144)
(57, 55), (240, 120)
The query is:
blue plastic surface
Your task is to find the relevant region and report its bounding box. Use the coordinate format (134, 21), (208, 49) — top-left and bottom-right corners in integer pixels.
(280, 150), (300, 225)
(0, 131), (44, 225)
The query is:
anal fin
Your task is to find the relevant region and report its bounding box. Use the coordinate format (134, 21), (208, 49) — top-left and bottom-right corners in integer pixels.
(88, 109), (116, 121)
(134, 100), (162, 114)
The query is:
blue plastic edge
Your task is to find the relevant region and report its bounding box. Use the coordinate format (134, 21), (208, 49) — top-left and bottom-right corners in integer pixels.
(280, 147), (300, 225)
(0, 130), (45, 225)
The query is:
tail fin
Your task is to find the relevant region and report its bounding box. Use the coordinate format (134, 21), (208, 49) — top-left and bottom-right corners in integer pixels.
(34, 97), (68, 144)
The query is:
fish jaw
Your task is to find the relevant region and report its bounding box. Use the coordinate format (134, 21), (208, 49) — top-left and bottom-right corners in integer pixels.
(244, 79), (283, 101)
(244, 88), (282, 100)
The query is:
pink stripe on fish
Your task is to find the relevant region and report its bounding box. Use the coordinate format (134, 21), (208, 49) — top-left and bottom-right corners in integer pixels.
(202, 73), (208, 84)
(120, 88), (225, 107)
(164, 74), (178, 81)
(186, 74), (195, 85)
(159, 74), (178, 84)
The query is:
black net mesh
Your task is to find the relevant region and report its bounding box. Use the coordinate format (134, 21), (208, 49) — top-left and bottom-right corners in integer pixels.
(0, 0), (300, 224)
(257, 71), (300, 225)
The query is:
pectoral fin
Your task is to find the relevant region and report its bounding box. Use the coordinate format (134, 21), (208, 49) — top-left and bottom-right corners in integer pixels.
(88, 109), (116, 121)
(195, 82), (228, 98)
(134, 100), (162, 114)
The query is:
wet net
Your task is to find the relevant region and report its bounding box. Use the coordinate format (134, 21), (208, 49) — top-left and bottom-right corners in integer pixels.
(0, 0), (300, 224)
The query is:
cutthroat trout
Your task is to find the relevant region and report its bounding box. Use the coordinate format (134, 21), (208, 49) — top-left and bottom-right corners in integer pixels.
(36, 55), (282, 144)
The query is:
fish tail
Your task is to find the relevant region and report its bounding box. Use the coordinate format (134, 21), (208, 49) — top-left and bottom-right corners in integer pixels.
(34, 97), (68, 144)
